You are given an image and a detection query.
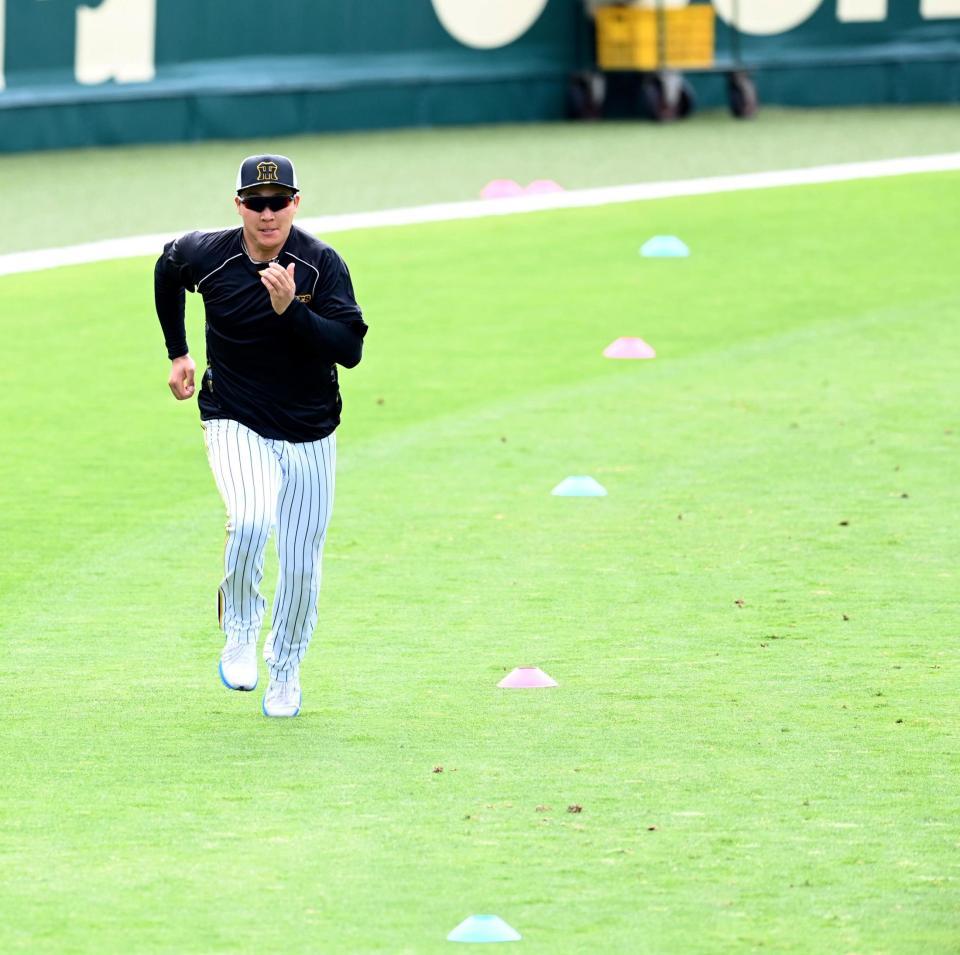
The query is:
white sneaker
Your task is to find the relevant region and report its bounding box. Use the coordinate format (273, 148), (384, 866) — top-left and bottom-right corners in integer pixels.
(218, 639), (258, 691)
(262, 675), (301, 718)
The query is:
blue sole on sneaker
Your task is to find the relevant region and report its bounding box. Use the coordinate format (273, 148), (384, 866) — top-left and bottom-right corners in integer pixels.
(262, 693), (302, 718)
(219, 659), (257, 692)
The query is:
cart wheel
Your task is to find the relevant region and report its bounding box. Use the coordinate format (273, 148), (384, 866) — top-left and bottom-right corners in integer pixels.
(640, 73), (695, 122)
(567, 71), (605, 120)
(676, 78), (696, 119)
(727, 71), (758, 119)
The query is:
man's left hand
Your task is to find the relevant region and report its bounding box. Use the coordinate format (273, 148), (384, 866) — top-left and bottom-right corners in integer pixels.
(260, 262), (296, 315)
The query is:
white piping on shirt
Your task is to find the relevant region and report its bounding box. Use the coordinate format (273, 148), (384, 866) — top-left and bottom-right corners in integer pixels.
(196, 252), (244, 291)
(284, 252), (320, 299)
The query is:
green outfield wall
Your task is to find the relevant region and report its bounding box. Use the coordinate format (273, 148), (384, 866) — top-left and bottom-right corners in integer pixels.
(0, 0), (958, 153)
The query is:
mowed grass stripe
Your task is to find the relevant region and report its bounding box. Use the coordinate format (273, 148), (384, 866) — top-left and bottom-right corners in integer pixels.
(2, 172), (955, 593)
(5, 292), (956, 674)
(5, 106), (960, 256)
(1, 173), (958, 953)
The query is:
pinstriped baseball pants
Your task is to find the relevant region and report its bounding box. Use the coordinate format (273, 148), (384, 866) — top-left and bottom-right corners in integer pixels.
(203, 418), (336, 683)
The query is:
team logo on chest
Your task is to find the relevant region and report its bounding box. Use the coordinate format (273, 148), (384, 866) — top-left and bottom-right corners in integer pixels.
(296, 293), (312, 303)
(256, 161), (279, 182)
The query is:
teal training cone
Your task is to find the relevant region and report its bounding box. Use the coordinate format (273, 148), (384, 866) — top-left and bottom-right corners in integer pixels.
(551, 476), (607, 497)
(448, 915), (522, 943)
(640, 235), (689, 258)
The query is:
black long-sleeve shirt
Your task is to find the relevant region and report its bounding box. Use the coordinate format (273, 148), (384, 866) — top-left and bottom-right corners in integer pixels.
(154, 225), (366, 443)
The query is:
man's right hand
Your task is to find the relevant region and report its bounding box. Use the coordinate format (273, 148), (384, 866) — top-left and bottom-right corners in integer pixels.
(168, 354), (196, 400)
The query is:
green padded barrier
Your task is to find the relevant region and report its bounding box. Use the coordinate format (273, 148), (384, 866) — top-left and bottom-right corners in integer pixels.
(0, 0), (957, 153)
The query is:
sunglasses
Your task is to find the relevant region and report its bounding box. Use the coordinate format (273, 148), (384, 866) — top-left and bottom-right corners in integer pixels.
(239, 194), (296, 212)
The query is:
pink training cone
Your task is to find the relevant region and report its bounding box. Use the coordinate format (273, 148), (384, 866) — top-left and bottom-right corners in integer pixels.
(481, 179), (524, 199)
(603, 337), (656, 359)
(498, 667), (558, 688)
(524, 179), (565, 194)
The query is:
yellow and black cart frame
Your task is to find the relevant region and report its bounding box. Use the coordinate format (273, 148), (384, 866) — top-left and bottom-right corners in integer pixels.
(569, 1), (758, 121)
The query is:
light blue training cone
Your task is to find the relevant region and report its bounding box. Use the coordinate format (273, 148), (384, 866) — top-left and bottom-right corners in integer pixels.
(640, 235), (689, 258)
(551, 476), (607, 497)
(448, 915), (522, 943)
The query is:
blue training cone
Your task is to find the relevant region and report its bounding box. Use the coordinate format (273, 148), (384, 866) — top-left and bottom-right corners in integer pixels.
(551, 475), (607, 497)
(640, 235), (690, 258)
(448, 915), (522, 943)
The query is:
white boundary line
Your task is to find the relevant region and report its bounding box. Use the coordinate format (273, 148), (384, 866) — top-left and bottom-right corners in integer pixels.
(2, 152), (959, 277)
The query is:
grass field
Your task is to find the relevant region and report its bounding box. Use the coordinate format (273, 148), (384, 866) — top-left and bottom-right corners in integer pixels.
(1, 150), (959, 950)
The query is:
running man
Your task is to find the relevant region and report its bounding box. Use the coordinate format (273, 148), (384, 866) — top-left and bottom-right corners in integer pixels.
(154, 154), (367, 717)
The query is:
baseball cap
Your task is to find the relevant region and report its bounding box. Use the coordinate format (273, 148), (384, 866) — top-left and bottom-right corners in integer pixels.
(236, 154), (299, 194)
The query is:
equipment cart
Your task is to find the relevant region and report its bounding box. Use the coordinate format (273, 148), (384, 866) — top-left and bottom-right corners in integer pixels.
(568, 0), (759, 121)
